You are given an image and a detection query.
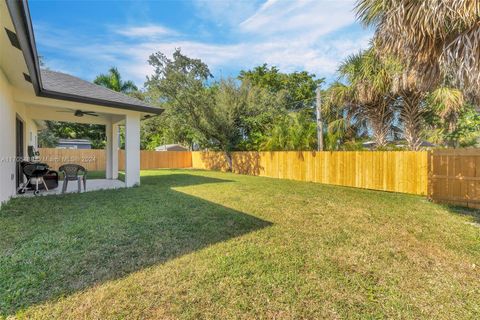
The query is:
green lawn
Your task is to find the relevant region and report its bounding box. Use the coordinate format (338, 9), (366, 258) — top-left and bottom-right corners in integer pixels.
(57, 170), (124, 180)
(1, 169), (479, 319)
(84, 170), (107, 179)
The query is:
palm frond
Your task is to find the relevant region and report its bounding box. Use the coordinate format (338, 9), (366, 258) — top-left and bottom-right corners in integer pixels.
(356, 0), (480, 100)
(121, 80), (138, 93)
(429, 86), (465, 118)
(94, 67), (138, 94)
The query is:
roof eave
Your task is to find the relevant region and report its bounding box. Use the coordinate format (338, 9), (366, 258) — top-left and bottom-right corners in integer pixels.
(6, 0), (163, 116)
(7, 0), (41, 95)
(39, 89), (164, 115)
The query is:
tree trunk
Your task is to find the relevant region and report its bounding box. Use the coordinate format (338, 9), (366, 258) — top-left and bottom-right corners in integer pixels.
(401, 91), (423, 151)
(366, 101), (392, 149)
(447, 114), (459, 148)
(372, 128), (389, 148)
(225, 151), (233, 172)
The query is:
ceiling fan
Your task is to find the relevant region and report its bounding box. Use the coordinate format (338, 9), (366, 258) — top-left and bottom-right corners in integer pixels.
(56, 109), (98, 117)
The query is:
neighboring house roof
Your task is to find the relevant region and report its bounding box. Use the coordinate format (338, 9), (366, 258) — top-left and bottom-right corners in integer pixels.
(155, 144), (188, 151)
(6, 0), (163, 115)
(57, 139), (92, 145)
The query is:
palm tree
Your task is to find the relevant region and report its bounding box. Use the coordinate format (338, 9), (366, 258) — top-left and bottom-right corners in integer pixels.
(322, 82), (368, 150)
(93, 67), (138, 93)
(428, 86), (465, 146)
(397, 91), (425, 150)
(334, 48), (400, 148)
(355, 0), (480, 102)
(261, 112), (317, 151)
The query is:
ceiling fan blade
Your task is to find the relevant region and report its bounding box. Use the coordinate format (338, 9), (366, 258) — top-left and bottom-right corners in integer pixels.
(81, 111), (99, 116)
(55, 109), (99, 117)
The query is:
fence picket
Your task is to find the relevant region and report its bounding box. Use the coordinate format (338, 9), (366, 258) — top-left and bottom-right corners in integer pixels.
(191, 151), (430, 195)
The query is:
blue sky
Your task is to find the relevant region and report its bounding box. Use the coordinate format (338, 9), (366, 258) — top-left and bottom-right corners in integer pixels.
(29, 0), (372, 89)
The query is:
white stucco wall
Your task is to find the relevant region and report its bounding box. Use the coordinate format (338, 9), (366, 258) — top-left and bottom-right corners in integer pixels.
(125, 113), (141, 187)
(0, 69), (38, 204)
(26, 119), (38, 149)
(0, 68), (17, 204)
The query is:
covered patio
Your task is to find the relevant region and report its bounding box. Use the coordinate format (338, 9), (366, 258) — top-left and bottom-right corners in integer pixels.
(18, 178), (125, 197)
(16, 68), (159, 190)
(0, 0), (162, 202)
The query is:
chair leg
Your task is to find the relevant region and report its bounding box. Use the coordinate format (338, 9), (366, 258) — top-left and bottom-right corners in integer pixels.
(77, 177), (81, 193)
(20, 178), (31, 193)
(41, 178), (49, 191)
(83, 176), (86, 191)
(62, 179), (68, 193)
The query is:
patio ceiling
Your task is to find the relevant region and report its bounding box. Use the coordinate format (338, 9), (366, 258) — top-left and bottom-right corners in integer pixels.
(25, 103), (125, 125)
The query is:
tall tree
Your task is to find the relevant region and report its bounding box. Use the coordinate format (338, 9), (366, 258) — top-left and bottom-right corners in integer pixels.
(236, 85), (289, 150)
(239, 64), (324, 110)
(261, 111), (317, 151)
(94, 67), (138, 93)
(145, 49), (249, 168)
(335, 48), (400, 148)
(427, 86), (466, 147)
(398, 90), (425, 150)
(355, 0), (480, 102)
(322, 82), (369, 150)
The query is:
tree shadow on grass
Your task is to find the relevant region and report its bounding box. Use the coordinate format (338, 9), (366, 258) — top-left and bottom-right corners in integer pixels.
(0, 173), (272, 316)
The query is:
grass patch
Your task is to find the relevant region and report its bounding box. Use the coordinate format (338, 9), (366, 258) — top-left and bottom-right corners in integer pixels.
(56, 170), (125, 181)
(1, 169), (479, 319)
(84, 170), (106, 179)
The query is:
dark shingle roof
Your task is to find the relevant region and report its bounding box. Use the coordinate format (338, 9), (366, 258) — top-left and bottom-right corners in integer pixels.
(58, 139), (91, 145)
(39, 69), (161, 114)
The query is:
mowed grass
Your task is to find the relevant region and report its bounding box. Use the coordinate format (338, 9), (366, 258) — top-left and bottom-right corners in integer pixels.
(1, 169), (479, 319)
(57, 170), (124, 180)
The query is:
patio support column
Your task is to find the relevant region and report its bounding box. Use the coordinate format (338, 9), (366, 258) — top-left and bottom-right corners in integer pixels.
(125, 113), (141, 187)
(106, 122), (119, 180)
(105, 122), (112, 179)
(111, 123), (119, 179)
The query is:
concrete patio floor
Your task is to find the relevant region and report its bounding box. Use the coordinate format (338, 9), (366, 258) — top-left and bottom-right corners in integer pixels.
(17, 179), (125, 197)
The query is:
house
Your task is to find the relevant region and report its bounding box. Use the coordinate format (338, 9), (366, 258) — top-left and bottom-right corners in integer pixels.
(0, 0), (163, 203)
(56, 139), (92, 150)
(155, 144), (188, 152)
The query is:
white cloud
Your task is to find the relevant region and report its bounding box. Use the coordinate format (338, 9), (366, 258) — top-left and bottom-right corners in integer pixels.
(115, 25), (177, 37)
(240, 0), (356, 38)
(34, 0), (372, 88)
(84, 32), (370, 86)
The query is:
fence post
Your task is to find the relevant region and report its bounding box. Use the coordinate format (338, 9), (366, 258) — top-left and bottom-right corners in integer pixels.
(427, 150), (433, 201)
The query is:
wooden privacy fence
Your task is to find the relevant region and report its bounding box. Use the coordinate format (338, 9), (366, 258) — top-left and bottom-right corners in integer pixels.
(193, 151), (429, 195)
(118, 150), (192, 170)
(429, 149), (480, 209)
(39, 148), (480, 207)
(37, 148), (106, 171)
(38, 148), (192, 171)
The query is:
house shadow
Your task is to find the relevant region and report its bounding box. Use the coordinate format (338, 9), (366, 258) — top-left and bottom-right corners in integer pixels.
(0, 173), (272, 316)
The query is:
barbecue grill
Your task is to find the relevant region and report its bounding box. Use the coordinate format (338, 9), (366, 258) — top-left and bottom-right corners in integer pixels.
(18, 161), (50, 195)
